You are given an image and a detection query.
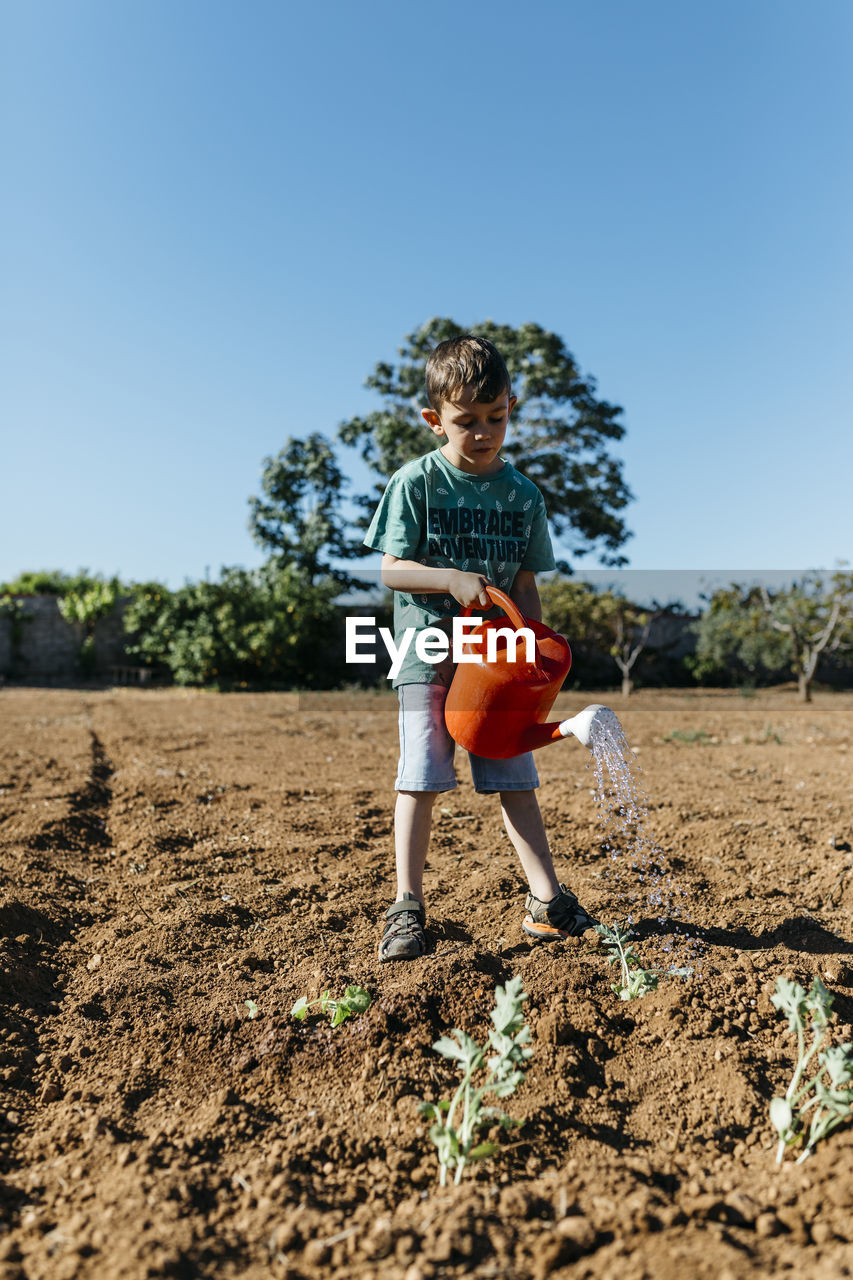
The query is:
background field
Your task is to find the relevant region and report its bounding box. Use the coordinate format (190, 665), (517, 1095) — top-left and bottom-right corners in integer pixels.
(1, 687), (852, 1279)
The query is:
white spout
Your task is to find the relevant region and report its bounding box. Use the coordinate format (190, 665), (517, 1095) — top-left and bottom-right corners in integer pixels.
(557, 703), (610, 748)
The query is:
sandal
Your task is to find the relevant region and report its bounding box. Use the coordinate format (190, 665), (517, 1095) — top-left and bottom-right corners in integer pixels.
(378, 893), (426, 962)
(523, 883), (598, 941)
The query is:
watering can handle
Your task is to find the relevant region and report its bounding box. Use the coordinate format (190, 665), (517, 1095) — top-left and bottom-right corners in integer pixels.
(460, 586), (527, 632)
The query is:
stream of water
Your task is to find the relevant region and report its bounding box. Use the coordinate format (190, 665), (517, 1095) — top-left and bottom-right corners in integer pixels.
(587, 707), (703, 963)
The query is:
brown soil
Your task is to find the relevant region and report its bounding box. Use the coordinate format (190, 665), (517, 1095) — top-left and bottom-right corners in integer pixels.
(1, 686), (852, 1280)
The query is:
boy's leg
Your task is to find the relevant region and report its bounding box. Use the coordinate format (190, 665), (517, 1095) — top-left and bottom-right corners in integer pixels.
(379, 790), (434, 962)
(380, 684), (456, 961)
(499, 789), (597, 939)
(469, 750), (557, 896)
(394, 790), (436, 903)
(470, 751), (596, 938)
(499, 789), (560, 902)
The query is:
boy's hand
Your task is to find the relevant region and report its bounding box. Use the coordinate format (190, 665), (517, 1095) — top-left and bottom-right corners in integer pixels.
(449, 572), (493, 611)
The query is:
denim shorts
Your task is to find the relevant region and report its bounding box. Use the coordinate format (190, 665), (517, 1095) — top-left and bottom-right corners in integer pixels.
(395, 682), (539, 794)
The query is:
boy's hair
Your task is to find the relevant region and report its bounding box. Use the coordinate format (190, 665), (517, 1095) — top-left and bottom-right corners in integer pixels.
(425, 335), (512, 411)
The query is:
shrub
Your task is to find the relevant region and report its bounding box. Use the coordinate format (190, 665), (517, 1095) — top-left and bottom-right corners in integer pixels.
(123, 564), (345, 688)
(0, 569), (119, 598)
(57, 578), (121, 674)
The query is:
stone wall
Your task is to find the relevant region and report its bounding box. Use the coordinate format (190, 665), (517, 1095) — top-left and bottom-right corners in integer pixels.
(0, 596), (132, 683)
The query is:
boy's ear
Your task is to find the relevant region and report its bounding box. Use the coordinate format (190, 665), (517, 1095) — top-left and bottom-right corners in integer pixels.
(421, 407), (445, 436)
(508, 395), (518, 417)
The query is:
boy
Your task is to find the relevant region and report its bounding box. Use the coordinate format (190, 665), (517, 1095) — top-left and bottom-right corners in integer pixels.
(364, 335), (597, 961)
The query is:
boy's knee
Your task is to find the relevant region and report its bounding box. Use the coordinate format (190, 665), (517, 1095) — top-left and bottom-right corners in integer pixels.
(500, 788), (539, 805)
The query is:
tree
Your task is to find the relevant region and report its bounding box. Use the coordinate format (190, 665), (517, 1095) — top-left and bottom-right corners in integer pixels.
(760, 571), (853, 702)
(339, 319), (633, 566)
(539, 578), (661, 694)
(248, 433), (367, 587)
(539, 578), (614, 651)
(607, 598), (659, 698)
(690, 573), (853, 700)
(688, 585), (789, 687)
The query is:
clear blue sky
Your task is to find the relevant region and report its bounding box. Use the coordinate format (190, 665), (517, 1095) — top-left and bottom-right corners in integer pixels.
(3, 0), (851, 591)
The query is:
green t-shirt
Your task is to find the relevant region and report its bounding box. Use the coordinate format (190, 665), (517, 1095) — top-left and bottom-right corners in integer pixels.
(364, 449), (556, 686)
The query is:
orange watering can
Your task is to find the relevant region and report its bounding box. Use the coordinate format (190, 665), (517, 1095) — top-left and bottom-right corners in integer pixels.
(444, 586), (607, 759)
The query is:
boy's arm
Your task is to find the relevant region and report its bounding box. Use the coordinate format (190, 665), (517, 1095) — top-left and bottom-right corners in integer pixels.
(381, 554), (493, 610)
(509, 570), (542, 622)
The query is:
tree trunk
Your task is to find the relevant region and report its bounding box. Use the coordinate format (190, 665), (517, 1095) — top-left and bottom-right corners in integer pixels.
(621, 675), (633, 698)
(798, 671), (811, 703)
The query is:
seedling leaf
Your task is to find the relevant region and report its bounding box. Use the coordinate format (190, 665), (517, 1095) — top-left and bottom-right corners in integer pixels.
(468, 1142), (500, 1161)
(340, 985), (372, 1015)
(432, 1035), (469, 1063)
(823, 1044), (853, 1087)
(771, 977), (807, 1032)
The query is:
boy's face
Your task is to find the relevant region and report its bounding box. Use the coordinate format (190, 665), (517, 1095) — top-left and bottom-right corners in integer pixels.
(421, 387), (517, 476)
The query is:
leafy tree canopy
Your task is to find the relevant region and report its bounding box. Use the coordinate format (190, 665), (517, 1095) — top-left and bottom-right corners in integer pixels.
(339, 318), (633, 566)
(539, 577), (665, 694)
(688, 585), (789, 685)
(248, 433), (367, 587)
(760, 570), (853, 700)
(689, 572), (853, 699)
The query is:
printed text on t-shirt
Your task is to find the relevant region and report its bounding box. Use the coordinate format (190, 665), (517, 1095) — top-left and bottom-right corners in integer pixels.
(427, 506), (527, 563)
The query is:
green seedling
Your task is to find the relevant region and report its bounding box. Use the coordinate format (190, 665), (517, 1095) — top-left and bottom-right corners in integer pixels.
(595, 921), (660, 1000)
(244, 999), (260, 1019)
(290, 984), (371, 1029)
(420, 975), (532, 1186)
(664, 728), (712, 744)
(770, 975), (853, 1163)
